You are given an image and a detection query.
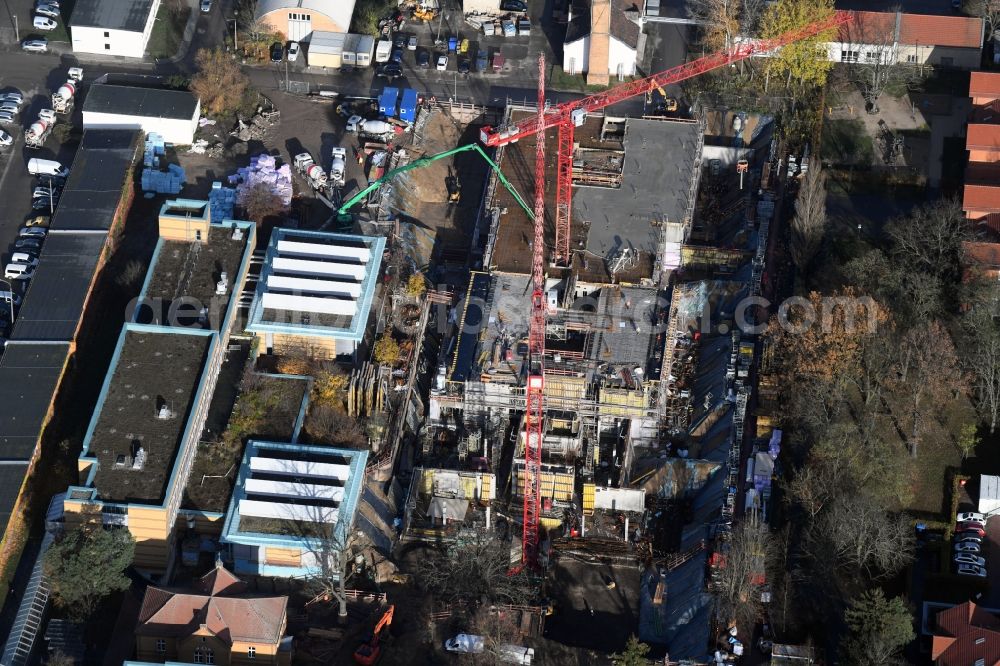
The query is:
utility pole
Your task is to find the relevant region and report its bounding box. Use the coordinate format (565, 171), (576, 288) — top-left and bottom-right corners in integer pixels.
(232, 17), (237, 52)
(13, 15), (17, 42)
(284, 57), (289, 92)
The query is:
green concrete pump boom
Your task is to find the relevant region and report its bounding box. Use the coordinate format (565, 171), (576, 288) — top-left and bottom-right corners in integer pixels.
(336, 142), (534, 223)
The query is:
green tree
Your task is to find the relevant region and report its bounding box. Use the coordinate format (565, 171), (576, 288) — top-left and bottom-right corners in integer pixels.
(612, 635), (651, 666)
(762, 0), (836, 89)
(43, 524), (135, 621)
(841, 589), (914, 666)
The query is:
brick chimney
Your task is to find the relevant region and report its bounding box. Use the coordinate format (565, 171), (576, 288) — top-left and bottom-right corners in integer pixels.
(587, 0), (611, 86)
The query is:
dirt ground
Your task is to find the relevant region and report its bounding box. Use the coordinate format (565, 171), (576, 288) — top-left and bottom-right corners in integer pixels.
(389, 108), (490, 260)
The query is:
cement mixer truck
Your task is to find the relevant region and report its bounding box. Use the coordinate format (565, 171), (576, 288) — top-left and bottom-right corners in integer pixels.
(293, 152), (328, 191)
(345, 115), (395, 141)
(330, 147), (346, 187)
(52, 68), (82, 115)
(25, 109), (56, 149)
(52, 80), (78, 115)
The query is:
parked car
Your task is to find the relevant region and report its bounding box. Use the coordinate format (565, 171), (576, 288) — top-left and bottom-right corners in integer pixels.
(0, 291), (22, 306)
(1, 91), (23, 105)
(0, 111), (15, 125)
(32, 187), (58, 198)
(955, 541), (982, 553)
(14, 238), (42, 252)
(5, 263), (35, 280)
(393, 33), (406, 49)
(287, 41), (299, 61)
(958, 511), (987, 524)
(21, 39), (47, 53)
(436, 54), (448, 71)
(33, 16), (57, 30)
(957, 563), (988, 578)
(38, 0), (60, 9)
(32, 198), (55, 211)
(500, 0), (528, 10)
(0, 130), (12, 147)
(954, 553), (987, 567)
(0, 103), (19, 116)
(408, 35), (417, 50)
(458, 58), (470, 74)
(956, 522), (987, 537)
(391, 48), (403, 62)
(270, 42), (283, 62)
(379, 62), (403, 79)
(200, 0), (212, 11)
(476, 50), (488, 72)
(34, 6), (59, 19)
(444, 634), (485, 654)
(23, 215), (48, 228)
(417, 50), (430, 67)
(955, 535), (983, 545)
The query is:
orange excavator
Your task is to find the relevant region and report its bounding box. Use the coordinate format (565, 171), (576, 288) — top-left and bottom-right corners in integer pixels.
(353, 604), (395, 665)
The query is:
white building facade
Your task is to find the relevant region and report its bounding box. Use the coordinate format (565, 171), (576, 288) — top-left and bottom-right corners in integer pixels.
(82, 85), (200, 145)
(70, 0), (160, 58)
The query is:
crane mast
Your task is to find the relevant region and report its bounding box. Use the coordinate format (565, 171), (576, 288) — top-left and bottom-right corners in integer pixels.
(480, 10), (850, 266)
(523, 54), (547, 567)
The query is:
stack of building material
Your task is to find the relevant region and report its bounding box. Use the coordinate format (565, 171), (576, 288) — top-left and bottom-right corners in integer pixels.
(143, 132), (165, 167)
(140, 163), (186, 194)
(209, 181), (237, 222)
(232, 153), (293, 206)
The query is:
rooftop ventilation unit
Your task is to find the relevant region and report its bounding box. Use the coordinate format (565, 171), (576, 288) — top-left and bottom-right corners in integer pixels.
(216, 271), (229, 295)
(232, 224), (244, 241)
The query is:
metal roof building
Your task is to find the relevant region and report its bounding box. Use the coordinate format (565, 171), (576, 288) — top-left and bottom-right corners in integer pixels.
(247, 228), (385, 360)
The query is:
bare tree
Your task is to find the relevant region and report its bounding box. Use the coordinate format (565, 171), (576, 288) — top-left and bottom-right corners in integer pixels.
(839, 7), (915, 113)
(688, 0), (741, 50)
(238, 181), (288, 226)
(413, 532), (533, 606)
(790, 164), (826, 271)
(740, 0), (768, 35)
(304, 403), (368, 448)
(886, 200), (970, 288)
(713, 516), (775, 633)
(967, 0), (1000, 39)
(821, 492), (914, 577)
(963, 309), (1000, 433)
(893, 320), (969, 458)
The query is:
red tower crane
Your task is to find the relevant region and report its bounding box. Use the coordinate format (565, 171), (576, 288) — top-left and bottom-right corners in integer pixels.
(522, 53), (548, 568)
(480, 10), (851, 267)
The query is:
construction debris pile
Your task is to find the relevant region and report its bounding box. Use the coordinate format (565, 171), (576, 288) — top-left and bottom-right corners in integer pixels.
(186, 138), (224, 157)
(230, 104), (280, 142)
(140, 133), (186, 194)
(231, 154), (294, 207)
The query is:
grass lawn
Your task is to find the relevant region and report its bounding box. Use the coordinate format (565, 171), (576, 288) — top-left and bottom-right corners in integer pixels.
(147, 2), (191, 59)
(548, 65), (635, 93)
(822, 118), (874, 167)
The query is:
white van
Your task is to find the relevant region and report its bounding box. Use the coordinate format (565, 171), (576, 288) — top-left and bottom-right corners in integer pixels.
(4, 262), (35, 280)
(27, 158), (68, 178)
(10, 252), (36, 264)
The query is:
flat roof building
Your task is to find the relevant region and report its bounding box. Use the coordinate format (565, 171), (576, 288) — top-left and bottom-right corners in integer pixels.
(65, 204), (255, 574)
(83, 85), (201, 145)
(247, 228), (385, 360)
(221, 440), (368, 577)
(70, 0), (161, 58)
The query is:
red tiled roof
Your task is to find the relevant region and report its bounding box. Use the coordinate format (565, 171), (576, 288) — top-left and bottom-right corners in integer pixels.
(196, 564), (246, 596)
(837, 11), (897, 44)
(968, 124), (1000, 151)
(932, 601), (1000, 665)
(971, 71), (1000, 98)
(900, 13), (983, 48)
(135, 565), (287, 645)
(965, 184), (1000, 212)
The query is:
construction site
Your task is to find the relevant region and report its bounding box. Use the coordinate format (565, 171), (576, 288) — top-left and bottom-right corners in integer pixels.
(377, 67), (792, 661)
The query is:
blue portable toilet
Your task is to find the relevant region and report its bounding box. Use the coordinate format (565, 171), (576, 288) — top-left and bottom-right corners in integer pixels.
(378, 86), (399, 116)
(399, 88), (419, 123)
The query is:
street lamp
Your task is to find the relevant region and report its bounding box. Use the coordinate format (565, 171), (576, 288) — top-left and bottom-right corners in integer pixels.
(230, 15), (238, 52)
